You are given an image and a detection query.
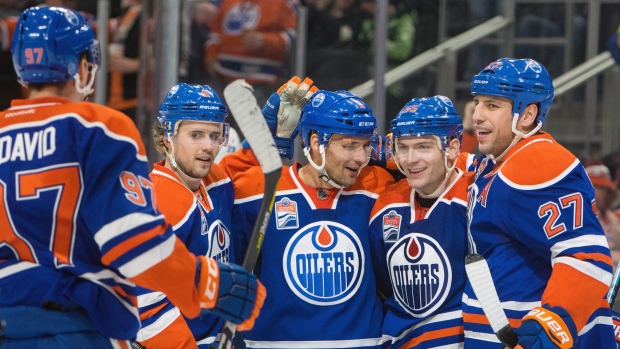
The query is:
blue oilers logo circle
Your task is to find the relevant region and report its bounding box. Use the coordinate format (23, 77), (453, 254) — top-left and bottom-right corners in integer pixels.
(311, 93), (325, 108)
(207, 220), (231, 263)
(387, 233), (451, 317)
(283, 221), (364, 306)
(223, 3), (260, 36)
(64, 9), (80, 26)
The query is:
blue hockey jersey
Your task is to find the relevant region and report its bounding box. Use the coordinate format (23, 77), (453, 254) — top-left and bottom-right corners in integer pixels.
(464, 132), (615, 348)
(137, 161), (235, 347)
(0, 97), (207, 340)
(369, 169), (472, 349)
(231, 163), (394, 349)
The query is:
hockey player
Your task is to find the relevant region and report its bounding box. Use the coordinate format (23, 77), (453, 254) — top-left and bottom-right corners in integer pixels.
(0, 7), (264, 348)
(225, 88), (395, 348)
(464, 57), (616, 348)
(369, 96), (474, 349)
(135, 83), (237, 348)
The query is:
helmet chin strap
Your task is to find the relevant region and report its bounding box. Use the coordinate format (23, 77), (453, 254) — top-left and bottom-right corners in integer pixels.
(490, 113), (542, 163)
(395, 136), (457, 199)
(303, 145), (345, 189)
(165, 135), (203, 184)
(74, 64), (98, 101)
(416, 150), (457, 199)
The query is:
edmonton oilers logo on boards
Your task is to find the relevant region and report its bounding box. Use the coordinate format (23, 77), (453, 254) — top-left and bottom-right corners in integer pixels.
(387, 233), (451, 317)
(207, 220), (231, 263)
(283, 221), (364, 306)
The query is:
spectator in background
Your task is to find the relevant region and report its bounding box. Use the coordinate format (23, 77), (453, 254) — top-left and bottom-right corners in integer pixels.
(204, 0), (297, 106)
(586, 164), (620, 271)
(306, 0), (361, 51)
(108, 0), (143, 124)
(305, 0), (369, 92)
(356, 0), (416, 119)
(185, 0), (218, 85)
(460, 100), (479, 155)
(0, 0), (24, 111)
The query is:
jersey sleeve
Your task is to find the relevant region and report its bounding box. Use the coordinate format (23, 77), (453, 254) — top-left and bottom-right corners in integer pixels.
(79, 105), (204, 319)
(500, 157), (612, 332)
(368, 189), (396, 298)
(219, 147), (260, 180)
(231, 165), (266, 263)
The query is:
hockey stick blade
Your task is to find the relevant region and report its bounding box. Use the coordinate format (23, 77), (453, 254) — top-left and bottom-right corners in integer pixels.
(465, 253), (519, 348)
(216, 80), (283, 349)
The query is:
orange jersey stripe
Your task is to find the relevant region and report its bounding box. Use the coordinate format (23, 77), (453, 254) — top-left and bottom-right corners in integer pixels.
(139, 302), (169, 321)
(397, 325), (464, 349)
(542, 262), (610, 332)
(129, 238), (200, 318)
(572, 251), (613, 266)
(101, 225), (166, 266)
(500, 132), (576, 186)
(463, 312), (522, 329)
(2, 97), (146, 157)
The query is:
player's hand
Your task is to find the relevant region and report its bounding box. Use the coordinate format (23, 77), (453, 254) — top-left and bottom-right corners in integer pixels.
(276, 76), (318, 138)
(196, 257), (266, 329)
(514, 306), (575, 349)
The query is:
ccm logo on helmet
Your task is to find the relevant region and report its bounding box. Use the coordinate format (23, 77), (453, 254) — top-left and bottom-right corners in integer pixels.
(358, 122), (375, 126)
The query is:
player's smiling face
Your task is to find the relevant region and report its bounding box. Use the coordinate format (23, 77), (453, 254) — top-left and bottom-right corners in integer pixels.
(472, 95), (515, 158)
(395, 136), (446, 196)
(169, 121), (222, 179)
(324, 134), (372, 188)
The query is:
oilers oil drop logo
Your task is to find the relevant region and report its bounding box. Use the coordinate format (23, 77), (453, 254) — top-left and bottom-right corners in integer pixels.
(284, 221), (364, 306)
(223, 3), (260, 36)
(387, 233), (451, 317)
(207, 220), (231, 263)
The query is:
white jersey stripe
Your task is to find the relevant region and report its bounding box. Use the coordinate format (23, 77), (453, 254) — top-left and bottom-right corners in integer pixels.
(94, 212), (164, 247)
(137, 291), (167, 307)
(578, 315), (613, 335)
(553, 256), (612, 286)
(550, 234), (610, 260)
(118, 234), (176, 278)
(135, 306), (182, 341)
(244, 337), (382, 348)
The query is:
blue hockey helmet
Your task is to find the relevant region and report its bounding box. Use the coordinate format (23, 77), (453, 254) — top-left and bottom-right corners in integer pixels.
(11, 6), (100, 84)
(470, 58), (554, 125)
(391, 95), (463, 150)
(158, 83), (229, 141)
(299, 90), (377, 148)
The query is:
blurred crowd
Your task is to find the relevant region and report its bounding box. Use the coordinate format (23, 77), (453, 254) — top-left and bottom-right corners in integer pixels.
(0, 0), (619, 141)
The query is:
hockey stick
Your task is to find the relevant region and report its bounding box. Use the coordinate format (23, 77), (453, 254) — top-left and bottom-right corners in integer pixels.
(607, 260), (620, 309)
(465, 253), (519, 349)
(216, 80), (283, 349)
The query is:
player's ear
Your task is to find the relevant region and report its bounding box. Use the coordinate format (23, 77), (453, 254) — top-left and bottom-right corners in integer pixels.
(310, 133), (320, 152)
(77, 57), (90, 89)
(519, 104), (539, 131)
(448, 138), (460, 160)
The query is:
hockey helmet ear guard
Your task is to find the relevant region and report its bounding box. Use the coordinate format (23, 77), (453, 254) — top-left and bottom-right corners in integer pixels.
(390, 95), (463, 152)
(299, 90), (377, 149)
(11, 6), (100, 84)
(470, 58), (554, 125)
(158, 83), (230, 146)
